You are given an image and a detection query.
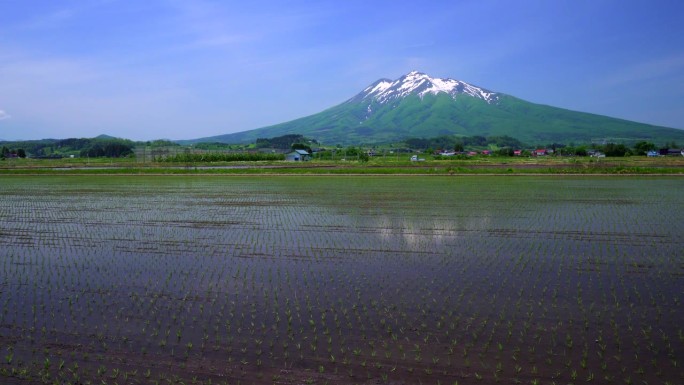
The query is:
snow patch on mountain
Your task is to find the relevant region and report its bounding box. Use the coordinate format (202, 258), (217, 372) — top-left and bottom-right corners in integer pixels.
(358, 70), (499, 104)
(365, 80), (392, 94)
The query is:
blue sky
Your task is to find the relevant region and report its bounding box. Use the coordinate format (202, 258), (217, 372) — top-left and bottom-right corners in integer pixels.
(1, 0), (683, 141)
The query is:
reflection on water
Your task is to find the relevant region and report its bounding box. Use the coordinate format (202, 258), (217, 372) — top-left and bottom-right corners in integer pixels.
(0, 176), (682, 384)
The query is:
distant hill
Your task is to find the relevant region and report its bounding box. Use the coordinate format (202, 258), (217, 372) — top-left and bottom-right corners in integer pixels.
(185, 71), (684, 146)
(94, 134), (118, 140)
(0, 136), (136, 158)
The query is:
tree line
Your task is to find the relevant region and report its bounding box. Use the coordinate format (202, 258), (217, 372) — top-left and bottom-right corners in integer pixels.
(404, 135), (525, 152)
(157, 152), (285, 162)
(1, 146), (26, 159)
(0, 137), (135, 158)
(402, 135), (676, 157)
(256, 134), (317, 149)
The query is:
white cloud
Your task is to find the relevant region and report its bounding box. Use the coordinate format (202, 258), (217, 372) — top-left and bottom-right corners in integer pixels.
(0, 110), (10, 120)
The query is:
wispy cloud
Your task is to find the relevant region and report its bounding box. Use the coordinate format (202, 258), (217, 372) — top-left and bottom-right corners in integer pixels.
(0, 44), (197, 139)
(191, 34), (252, 48)
(0, 54), (102, 88)
(162, 0), (339, 53)
(598, 54), (684, 88)
(2, 0), (683, 139)
(17, 0), (118, 31)
(19, 8), (76, 30)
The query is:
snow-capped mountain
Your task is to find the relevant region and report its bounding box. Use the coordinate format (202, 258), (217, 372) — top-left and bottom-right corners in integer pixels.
(352, 71), (499, 104)
(185, 71), (684, 145)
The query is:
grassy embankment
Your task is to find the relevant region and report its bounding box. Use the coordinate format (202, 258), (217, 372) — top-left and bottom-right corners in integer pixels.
(1, 155), (683, 175)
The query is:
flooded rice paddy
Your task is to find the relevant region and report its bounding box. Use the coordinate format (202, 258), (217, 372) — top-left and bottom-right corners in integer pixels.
(0, 176), (682, 384)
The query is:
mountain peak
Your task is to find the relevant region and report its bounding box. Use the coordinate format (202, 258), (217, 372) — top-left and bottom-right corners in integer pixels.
(352, 71), (499, 104)
(187, 70), (684, 147)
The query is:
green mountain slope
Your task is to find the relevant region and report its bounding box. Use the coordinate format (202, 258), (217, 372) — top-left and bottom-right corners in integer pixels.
(186, 72), (684, 146)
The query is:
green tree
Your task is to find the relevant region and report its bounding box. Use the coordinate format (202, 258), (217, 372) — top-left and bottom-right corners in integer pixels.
(633, 141), (656, 155)
(496, 147), (514, 156)
(564, 146), (588, 156)
(601, 143), (629, 157)
(16, 148), (26, 158)
(80, 143), (133, 158)
(575, 146), (588, 156)
(291, 143), (312, 153)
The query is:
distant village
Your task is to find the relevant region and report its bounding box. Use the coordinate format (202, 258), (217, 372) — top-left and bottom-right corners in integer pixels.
(430, 147), (684, 158)
(280, 146), (684, 162)
(2, 134), (683, 162)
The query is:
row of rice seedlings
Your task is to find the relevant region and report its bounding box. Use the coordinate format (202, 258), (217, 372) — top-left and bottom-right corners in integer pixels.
(0, 176), (681, 384)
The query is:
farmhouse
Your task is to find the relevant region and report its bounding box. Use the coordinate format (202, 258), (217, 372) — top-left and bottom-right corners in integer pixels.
(659, 148), (684, 156)
(285, 149), (311, 161)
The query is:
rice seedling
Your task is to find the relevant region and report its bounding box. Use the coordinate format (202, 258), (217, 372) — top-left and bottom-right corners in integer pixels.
(0, 175), (681, 384)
